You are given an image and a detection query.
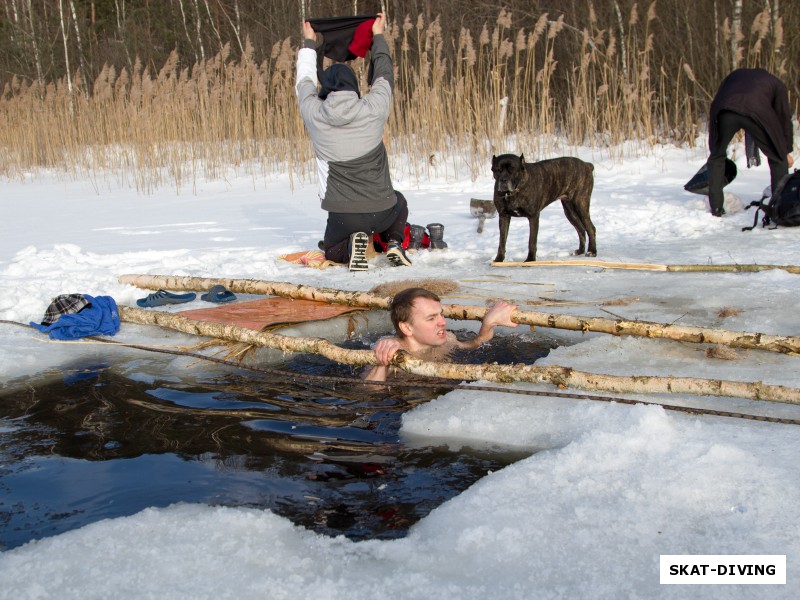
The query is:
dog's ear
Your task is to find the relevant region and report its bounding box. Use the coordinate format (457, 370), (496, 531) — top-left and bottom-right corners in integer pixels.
(519, 154), (525, 164)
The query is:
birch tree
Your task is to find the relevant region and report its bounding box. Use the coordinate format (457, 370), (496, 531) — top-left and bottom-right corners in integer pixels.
(57, 0), (73, 98)
(25, 0), (44, 82)
(175, 0), (198, 62)
(201, 0), (223, 53)
(731, 0), (743, 69)
(113, 0), (133, 70)
(68, 0), (88, 86)
(192, 0), (207, 62)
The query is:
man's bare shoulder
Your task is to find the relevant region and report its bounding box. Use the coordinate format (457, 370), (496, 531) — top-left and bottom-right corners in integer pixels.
(413, 332), (458, 362)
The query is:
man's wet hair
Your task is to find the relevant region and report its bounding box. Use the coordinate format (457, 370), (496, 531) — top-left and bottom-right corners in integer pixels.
(390, 287), (441, 337)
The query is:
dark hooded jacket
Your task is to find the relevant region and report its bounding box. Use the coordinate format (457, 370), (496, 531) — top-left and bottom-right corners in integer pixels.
(709, 69), (793, 161)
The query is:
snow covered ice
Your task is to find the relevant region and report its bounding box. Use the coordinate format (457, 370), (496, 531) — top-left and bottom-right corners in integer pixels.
(1, 143), (799, 599)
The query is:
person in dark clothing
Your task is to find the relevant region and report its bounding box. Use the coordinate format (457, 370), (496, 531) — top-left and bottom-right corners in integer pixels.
(707, 68), (794, 216)
(296, 13), (412, 271)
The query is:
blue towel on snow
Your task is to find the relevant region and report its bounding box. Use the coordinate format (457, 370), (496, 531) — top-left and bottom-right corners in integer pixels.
(30, 295), (120, 340)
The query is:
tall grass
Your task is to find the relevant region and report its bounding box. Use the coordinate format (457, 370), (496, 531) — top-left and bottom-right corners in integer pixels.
(0, 5), (794, 192)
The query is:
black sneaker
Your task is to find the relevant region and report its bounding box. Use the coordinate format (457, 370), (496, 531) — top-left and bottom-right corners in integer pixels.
(386, 241), (412, 267)
(348, 232), (369, 271)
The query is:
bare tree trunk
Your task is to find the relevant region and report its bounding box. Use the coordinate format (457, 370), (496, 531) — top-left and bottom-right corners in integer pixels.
(176, 0), (198, 63)
(117, 305), (800, 405)
(5, 0), (18, 45)
(613, 0), (627, 80)
(217, 0), (244, 54)
(67, 0), (87, 86)
(25, 0), (43, 82)
(57, 0), (74, 104)
(201, 0), (223, 53)
(772, 0), (781, 57)
(713, 0), (720, 81)
(117, 274), (800, 354)
(191, 0), (206, 62)
(113, 0), (133, 70)
(731, 0), (743, 69)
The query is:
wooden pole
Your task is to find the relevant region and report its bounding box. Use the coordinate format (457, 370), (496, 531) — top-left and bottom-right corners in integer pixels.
(119, 273), (393, 310)
(118, 305), (800, 405)
(119, 305), (378, 366)
(118, 274), (800, 355)
(490, 259), (800, 274)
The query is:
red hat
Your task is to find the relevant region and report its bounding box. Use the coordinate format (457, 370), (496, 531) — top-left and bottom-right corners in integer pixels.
(348, 19), (375, 58)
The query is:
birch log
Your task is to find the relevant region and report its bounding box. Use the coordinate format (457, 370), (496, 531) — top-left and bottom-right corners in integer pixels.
(490, 259), (800, 274)
(119, 274), (393, 310)
(118, 306), (800, 405)
(118, 274), (800, 355)
(119, 306), (378, 366)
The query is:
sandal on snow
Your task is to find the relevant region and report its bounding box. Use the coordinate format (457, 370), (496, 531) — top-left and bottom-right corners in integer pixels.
(136, 290), (197, 307)
(201, 285), (236, 303)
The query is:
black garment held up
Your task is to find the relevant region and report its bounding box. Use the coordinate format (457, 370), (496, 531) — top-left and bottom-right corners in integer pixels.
(307, 15), (377, 80)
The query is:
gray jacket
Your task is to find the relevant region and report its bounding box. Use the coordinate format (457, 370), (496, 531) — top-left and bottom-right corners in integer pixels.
(296, 34), (396, 213)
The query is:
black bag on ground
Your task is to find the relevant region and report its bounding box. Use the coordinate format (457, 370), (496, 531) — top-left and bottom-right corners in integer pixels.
(742, 170), (800, 231)
(684, 159), (737, 195)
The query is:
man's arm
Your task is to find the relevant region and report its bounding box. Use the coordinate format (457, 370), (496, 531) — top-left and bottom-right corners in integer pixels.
(459, 301), (519, 349)
(363, 336), (403, 382)
(363, 14), (393, 118)
(295, 22), (319, 99)
(369, 14), (394, 91)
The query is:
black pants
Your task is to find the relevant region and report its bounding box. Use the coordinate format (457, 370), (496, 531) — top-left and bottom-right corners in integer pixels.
(708, 110), (788, 212)
(323, 191), (409, 263)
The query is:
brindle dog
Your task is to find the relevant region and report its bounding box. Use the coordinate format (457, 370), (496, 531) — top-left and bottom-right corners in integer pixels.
(491, 154), (597, 262)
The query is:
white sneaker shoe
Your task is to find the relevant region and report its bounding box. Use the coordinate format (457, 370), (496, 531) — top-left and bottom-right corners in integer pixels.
(348, 232), (370, 271)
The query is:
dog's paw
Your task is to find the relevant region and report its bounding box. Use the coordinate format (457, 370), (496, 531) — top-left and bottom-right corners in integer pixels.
(493, 255), (505, 263)
(524, 255), (536, 263)
(585, 251), (597, 257)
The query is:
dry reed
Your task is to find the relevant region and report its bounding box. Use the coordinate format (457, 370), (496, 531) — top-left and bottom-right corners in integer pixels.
(0, 6), (794, 192)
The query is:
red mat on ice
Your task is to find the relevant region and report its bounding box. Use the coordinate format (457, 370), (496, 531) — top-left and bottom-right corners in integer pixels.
(178, 297), (365, 331)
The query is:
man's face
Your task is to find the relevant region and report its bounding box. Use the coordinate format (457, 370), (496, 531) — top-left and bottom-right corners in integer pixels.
(399, 297), (448, 348)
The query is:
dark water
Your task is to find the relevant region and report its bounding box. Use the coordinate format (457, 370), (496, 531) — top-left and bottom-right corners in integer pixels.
(0, 334), (552, 551)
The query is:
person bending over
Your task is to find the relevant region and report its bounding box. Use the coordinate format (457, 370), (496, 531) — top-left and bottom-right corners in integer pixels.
(295, 13), (411, 271)
(706, 68), (794, 217)
(364, 287), (518, 382)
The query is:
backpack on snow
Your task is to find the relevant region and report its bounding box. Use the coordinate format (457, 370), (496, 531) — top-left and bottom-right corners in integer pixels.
(742, 169), (800, 231)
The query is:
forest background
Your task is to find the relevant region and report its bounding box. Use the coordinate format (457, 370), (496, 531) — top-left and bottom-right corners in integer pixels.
(0, 0), (797, 191)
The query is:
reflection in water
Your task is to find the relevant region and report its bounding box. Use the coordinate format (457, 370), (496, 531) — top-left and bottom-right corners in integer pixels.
(0, 334), (551, 550)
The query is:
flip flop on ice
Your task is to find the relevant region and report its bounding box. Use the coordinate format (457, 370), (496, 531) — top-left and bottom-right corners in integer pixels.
(201, 285), (236, 303)
(136, 290), (197, 307)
